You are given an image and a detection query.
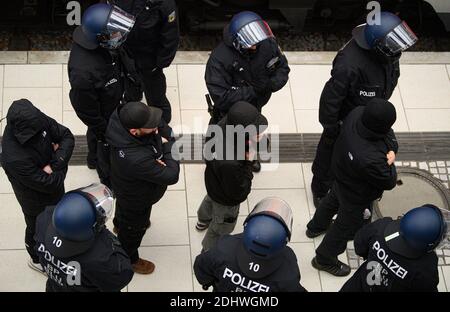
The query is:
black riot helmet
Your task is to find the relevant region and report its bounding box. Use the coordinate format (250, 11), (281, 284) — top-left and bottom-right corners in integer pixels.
(236, 197), (293, 279)
(352, 11), (418, 57)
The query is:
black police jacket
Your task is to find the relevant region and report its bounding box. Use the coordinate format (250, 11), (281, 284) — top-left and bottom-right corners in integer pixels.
(319, 39), (400, 130)
(68, 42), (125, 139)
(34, 206), (134, 292)
(194, 234), (307, 292)
(204, 121), (254, 206)
(332, 106), (398, 204)
(105, 107), (180, 209)
(205, 26), (290, 114)
(1, 100), (74, 216)
(341, 218), (439, 292)
(114, 0), (180, 69)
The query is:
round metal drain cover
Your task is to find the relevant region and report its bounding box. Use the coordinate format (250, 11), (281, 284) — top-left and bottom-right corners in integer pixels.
(374, 167), (450, 219)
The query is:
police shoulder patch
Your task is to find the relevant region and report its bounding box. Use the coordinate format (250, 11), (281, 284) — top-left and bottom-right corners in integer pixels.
(168, 10), (176, 23)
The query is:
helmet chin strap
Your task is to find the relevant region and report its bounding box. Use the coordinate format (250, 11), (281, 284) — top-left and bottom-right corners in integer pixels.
(373, 43), (401, 62)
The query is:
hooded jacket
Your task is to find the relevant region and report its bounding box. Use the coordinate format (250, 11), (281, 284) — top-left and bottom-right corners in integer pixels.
(1, 99), (74, 215)
(332, 106), (398, 204)
(205, 25), (290, 113)
(204, 117), (254, 206)
(105, 106), (180, 208)
(114, 0), (180, 69)
(319, 39), (400, 130)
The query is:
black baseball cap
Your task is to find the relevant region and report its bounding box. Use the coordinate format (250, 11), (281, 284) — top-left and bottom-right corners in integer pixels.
(119, 102), (163, 130)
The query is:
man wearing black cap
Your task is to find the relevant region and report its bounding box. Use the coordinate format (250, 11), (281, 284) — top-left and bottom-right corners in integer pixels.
(106, 101), (180, 274)
(1, 99), (74, 274)
(34, 183), (134, 292)
(306, 99), (399, 277)
(69, 3), (140, 185)
(340, 204), (448, 292)
(194, 197), (307, 292)
(196, 101), (268, 251)
(310, 12), (417, 208)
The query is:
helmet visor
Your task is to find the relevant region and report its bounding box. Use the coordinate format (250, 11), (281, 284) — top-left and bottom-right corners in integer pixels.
(380, 21), (418, 55)
(437, 207), (450, 250)
(77, 183), (114, 222)
(247, 197), (293, 239)
(99, 5), (135, 49)
(236, 20), (274, 49)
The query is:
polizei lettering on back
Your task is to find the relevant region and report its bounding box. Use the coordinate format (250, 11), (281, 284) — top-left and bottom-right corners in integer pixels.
(223, 267), (270, 292)
(372, 240), (408, 279)
(37, 243), (78, 276)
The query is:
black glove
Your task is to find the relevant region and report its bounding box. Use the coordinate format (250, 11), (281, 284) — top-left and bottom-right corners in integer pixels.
(50, 151), (67, 172)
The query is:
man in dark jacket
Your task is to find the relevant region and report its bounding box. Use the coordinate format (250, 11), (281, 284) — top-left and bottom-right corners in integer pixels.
(196, 102), (267, 251)
(113, 0), (180, 123)
(194, 197), (307, 292)
(34, 183), (134, 292)
(306, 99), (398, 276)
(106, 101), (180, 274)
(311, 12), (417, 207)
(68, 3), (138, 185)
(205, 11), (289, 172)
(1, 99), (74, 273)
(341, 204), (448, 292)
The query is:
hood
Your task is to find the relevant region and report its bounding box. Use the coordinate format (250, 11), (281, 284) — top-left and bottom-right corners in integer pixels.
(6, 99), (44, 145)
(353, 108), (389, 141)
(105, 107), (154, 149)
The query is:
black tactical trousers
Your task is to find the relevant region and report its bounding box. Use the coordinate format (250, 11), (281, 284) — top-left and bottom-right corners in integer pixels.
(311, 130), (337, 198)
(24, 213), (40, 262)
(114, 200), (152, 264)
(135, 54), (172, 124)
(86, 127), (98, 166)
(86, 128), (112, 189)
(307, 183), (370, 265)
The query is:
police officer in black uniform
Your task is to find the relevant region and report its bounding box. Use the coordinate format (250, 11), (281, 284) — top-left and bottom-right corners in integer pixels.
(1, 99), (74, 274)
(68, 3), (138, 186)
(341, 204), (449, 292)
(311, 12), (418, 207)
(112, 0), (180, 123)
(307, 99), (399, 276)
(34, 183), (134, 292)
(106, 101), (180, 274)
(194, 197), (307, 292)
(205, 11), (290, 172)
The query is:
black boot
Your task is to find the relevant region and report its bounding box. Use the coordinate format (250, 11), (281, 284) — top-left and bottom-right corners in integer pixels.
(251, 160), (261, 173)
(311, 257), (351, 277)
(313, 195), (323, 209)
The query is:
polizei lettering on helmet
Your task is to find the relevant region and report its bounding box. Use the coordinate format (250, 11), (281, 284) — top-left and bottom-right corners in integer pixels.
(223, 267), (270, 292)
(372, 241), (408, 279)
